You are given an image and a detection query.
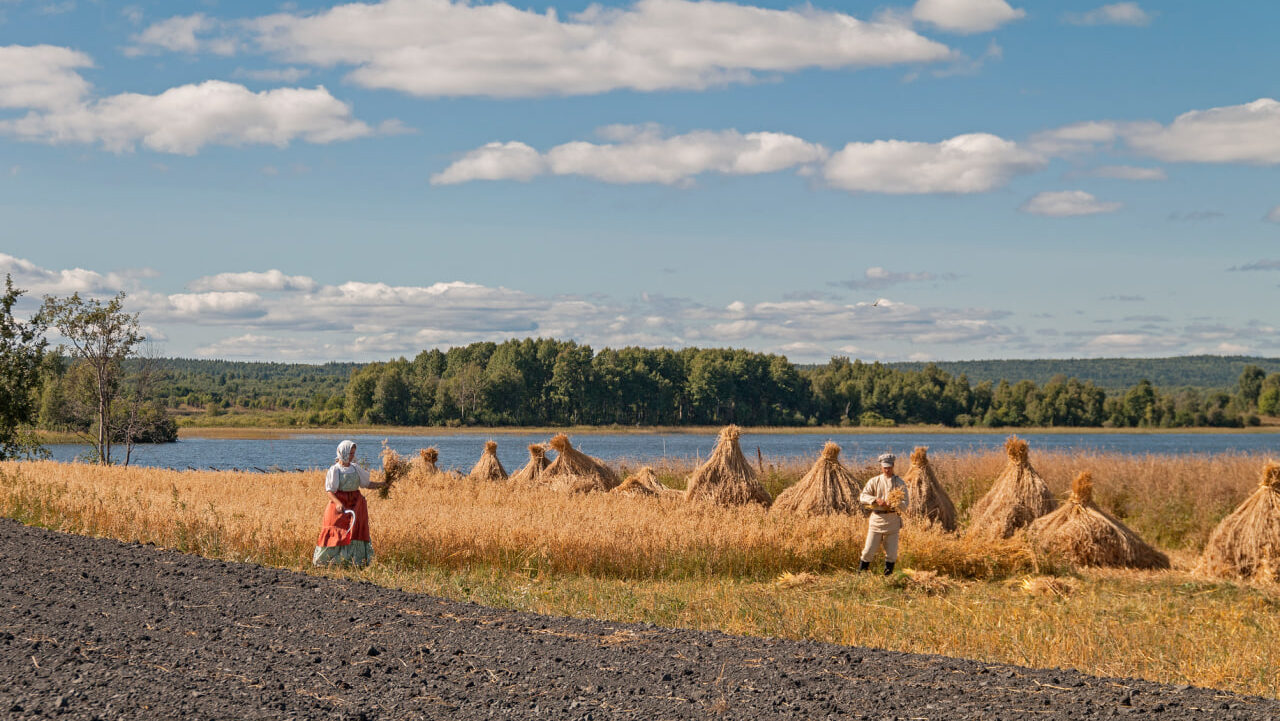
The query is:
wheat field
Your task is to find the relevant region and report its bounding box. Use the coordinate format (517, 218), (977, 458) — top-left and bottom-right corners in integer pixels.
(2, 449), (1278, 697)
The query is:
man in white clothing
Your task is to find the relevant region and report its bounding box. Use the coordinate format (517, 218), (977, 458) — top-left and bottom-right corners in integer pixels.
(859, 453), (909, 575)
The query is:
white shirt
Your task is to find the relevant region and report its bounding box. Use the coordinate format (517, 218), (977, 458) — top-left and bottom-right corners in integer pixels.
(325, 462), (372, 493)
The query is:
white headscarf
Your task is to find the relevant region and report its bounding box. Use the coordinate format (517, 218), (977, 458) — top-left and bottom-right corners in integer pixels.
(336, 440), (356, 466)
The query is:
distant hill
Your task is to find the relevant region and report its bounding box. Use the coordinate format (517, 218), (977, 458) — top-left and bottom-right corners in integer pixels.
(887, 355), (1280, 391)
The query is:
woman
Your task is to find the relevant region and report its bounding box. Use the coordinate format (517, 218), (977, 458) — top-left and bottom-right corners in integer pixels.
(312, 440), (389, 567)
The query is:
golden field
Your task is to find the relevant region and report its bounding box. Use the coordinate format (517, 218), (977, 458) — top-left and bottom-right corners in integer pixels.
(2, 448), (1278, 697)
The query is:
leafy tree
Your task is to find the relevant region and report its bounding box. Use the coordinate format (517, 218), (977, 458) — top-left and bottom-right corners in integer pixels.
(0, 276), (48, 459)
(39, 292), (144, 464)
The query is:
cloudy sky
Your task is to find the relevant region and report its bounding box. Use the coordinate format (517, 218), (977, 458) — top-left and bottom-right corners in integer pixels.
(1, 0), (1277, 362)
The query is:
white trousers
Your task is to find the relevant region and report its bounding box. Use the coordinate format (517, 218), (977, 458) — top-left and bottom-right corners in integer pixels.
(861, 529), (900, 563)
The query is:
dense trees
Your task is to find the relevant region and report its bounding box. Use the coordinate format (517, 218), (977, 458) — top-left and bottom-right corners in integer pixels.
(330, 342), (1272, 429)
(0, 277), (48, 459)
(28, 337), (1278, 431)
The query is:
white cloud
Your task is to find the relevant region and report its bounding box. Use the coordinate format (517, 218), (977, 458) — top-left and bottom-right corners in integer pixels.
(125, 14), (233, 56)
(432, 142), (546, 185)
(1, 80), (373, 155)
(433, 127), (827, 186)
(823, 132), (1044, 194)
(1084, 333), (1180, 352)
(1124, 98), (1280, 164)
(1028, 121), (1119, 156)
(159, 291), (268, 320)
(1020, 190), (1122, 216)
(1080, 165), (1166, 181)
(136, 0), (952, 98)
(1266, 206), (1280, 224)
(0, 45), (92, 110)
(912, 0), (1025, 33)
(0, 252), (129, 295)
(1064, 3), (1153, 27)
(189, 269), (318, 292)
(196, 333), (316, 358)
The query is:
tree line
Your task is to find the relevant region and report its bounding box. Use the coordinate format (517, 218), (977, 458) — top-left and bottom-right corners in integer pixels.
(334, 339), (1278, 429)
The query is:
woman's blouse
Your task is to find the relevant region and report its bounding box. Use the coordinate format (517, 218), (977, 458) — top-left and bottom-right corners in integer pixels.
(325, 462), (372, 493)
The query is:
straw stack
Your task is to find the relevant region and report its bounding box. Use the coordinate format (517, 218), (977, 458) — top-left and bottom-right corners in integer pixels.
(772, 442), (860, 516)
(966, 436), (1056, 538)
(378, 442), (411, 499)
(1197, 461), (1280, 584)
(468, 440), (508, 482)
(902, 447), (957, 531)
(509, 443), (551, 485)
(1028, 472), (1170, 569)
(543, 434), (620, 493)
(612, 467), (678, 498)
(412, 447), (439, 477)
(684, 425), (772, 507)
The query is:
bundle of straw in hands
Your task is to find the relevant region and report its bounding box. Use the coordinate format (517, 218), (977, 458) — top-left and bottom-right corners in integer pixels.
(379, 441), (411, 499)
(885, 488), (906, 512)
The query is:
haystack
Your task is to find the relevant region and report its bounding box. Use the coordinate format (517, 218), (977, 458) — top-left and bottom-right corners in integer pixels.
(412, 447), (439, 476)
(772, 442), (860, 516)
(468, 440), (508, 482)
(509, 443), (551, 484)
(1197, 461), (1280, 584)
(902, 447), (958, 531)
(966, 436), (1056, 538)
(612, 467), (678, 498)
(684, 425), (771, 507)
(543, 434), (620, 492)
(1028, 472), (1169, 569)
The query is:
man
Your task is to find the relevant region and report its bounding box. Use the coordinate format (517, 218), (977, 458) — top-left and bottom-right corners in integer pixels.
(859, 453), (909, 575)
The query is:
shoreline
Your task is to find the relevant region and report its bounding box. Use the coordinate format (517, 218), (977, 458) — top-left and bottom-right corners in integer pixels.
(173, 424), (1280, 440)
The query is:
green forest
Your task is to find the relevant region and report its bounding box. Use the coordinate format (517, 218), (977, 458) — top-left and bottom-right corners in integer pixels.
(34, 339), (1280, 431)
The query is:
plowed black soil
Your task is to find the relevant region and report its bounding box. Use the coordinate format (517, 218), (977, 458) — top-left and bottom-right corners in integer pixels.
(3, 518), (1277, 720)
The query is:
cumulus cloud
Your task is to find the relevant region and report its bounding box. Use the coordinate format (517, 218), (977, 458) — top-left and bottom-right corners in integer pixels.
(1020, 190), (1122, 216)
(2, 80), (372, 155)
(1124, 98), (1280, 164)
(1063, 3), (1153, 26)
(830, 267), (957, 290)
(823, 133), (1044, 194)
(189, 269), (318, 292)
(912, 0), (1025, 34)
(0, 252), (131, 295)
(125, 13), (237, 56)
(0, 44), (377, 155)
(0, 44), (92, 110)
(133, 0), (952, 98)
(1028, 121), (1119, 156)
(433, 126), (827, 186)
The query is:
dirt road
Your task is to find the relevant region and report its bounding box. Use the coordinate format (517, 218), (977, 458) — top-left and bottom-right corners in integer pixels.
(3, 518), (1276, 720)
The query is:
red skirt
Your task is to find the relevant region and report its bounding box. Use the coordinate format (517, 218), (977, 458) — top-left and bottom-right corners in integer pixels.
(316, 490), (372, 547)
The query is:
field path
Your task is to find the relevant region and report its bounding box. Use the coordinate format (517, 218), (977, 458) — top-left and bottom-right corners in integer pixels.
(2, 518), (1276, 720)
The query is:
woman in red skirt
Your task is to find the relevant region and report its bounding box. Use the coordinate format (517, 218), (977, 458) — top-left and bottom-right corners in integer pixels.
(313, 440), (390, 566)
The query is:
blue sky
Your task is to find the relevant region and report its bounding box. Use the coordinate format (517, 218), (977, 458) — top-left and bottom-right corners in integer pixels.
(1, 0), (1277, 362)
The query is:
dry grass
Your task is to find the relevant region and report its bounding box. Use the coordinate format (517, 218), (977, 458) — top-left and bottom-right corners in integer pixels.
(6, 449), (1280, 698)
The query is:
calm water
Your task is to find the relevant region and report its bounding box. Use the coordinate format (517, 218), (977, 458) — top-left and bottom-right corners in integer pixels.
(43, 431), (1280, 472)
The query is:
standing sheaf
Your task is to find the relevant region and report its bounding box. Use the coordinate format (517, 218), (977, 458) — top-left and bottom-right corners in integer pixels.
(684, 425), (772, 507)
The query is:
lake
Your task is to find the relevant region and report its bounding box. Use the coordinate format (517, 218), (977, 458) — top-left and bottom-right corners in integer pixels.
(41, 431), (1280, 472)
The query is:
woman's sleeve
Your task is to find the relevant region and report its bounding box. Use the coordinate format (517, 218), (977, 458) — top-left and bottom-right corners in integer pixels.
(323, 466), (339, 493)
(356, 464), (373, 488)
